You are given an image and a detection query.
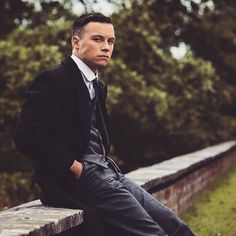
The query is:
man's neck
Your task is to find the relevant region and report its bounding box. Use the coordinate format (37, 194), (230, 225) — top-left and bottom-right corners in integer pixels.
(71, 52), (98, 76)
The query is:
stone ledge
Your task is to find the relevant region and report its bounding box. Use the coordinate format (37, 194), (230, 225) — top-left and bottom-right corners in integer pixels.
(0, 200), (83, 236)
(126, 140), (236, 191)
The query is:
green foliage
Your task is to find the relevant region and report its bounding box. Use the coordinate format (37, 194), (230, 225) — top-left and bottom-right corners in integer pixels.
(102, 49), (236, 170)
(101, 3), (236, 170)
(181, 163), (236, 236)
(142, 0), (236, 115)
(0, 172), (40, 210)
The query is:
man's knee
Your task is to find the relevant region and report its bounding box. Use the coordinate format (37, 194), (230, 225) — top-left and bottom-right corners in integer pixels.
(167, 217), (195, 236)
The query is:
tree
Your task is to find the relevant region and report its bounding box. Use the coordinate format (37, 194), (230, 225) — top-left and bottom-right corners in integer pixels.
(0, 0), (33, 38)
(141, 0), (236, 116)
(100, 0), (236, 170)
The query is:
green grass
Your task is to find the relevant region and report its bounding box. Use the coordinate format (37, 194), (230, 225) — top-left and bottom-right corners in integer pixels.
(180, 162), (236, 236)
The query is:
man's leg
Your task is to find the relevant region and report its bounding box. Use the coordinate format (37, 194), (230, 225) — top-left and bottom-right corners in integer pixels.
(74, 160), (167, 236)
(118, 173), (195, 236)
(38, 180), (106, 236)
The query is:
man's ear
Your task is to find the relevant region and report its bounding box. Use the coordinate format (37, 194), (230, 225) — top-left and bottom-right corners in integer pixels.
(71, 35), (80, 49)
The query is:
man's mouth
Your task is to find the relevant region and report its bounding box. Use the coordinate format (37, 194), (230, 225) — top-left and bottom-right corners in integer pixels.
(98, 55), (109, 59)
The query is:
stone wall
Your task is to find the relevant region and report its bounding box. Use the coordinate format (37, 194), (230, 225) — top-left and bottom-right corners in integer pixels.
(127, 141), (236, 214)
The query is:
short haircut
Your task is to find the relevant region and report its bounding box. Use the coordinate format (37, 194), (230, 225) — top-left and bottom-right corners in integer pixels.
(72, 12), (112, 36)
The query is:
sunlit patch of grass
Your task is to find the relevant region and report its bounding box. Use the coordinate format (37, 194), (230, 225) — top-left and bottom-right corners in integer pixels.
(181, 162), (236, 236)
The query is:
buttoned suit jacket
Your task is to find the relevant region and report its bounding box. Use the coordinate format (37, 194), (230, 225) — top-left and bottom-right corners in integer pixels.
(13, 56), (111, 183)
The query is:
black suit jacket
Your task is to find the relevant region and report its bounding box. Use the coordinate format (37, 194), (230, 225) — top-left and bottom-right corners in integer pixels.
(13, 56), (111, 182)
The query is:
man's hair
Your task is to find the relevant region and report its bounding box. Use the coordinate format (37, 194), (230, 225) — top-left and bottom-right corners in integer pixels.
(72, 12), (112, 36)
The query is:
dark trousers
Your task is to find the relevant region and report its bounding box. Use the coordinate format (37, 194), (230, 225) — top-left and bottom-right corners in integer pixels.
(39, 157), (195, 236)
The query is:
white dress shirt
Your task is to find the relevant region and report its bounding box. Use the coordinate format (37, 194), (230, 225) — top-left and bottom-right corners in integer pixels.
(71, 54), (97, 99)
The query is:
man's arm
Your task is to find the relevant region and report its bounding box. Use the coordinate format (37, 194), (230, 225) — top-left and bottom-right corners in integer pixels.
(13, 71), (78, 178)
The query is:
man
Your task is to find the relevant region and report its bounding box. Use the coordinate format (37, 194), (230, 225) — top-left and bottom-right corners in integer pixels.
(13, 12), (195, 236)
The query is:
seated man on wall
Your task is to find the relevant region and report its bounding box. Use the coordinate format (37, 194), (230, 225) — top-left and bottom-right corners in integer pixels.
(13, 12), (195, 236)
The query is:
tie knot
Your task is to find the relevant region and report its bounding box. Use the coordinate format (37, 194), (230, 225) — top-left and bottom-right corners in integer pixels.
(93, 78), (99, 90)
(92, 78), (98, 85)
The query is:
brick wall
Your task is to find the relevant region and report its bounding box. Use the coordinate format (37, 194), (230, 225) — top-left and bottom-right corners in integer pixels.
(127, 141), (236, 215)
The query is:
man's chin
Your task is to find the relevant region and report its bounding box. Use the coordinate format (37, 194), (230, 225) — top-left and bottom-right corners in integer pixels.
(97, 62), (109, 68)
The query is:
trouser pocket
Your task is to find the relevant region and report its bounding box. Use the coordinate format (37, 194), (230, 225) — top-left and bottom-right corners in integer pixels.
(106, 157), (122, 173)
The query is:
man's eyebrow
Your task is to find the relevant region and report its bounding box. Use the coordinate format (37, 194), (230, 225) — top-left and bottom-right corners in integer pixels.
(91, 34), (116, 40)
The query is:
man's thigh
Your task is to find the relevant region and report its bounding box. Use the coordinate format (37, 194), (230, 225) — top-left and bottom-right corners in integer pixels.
(75, 161), (167, 236)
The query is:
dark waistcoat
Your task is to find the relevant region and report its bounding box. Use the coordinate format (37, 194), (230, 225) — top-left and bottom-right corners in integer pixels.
(86, 95), (104, 156)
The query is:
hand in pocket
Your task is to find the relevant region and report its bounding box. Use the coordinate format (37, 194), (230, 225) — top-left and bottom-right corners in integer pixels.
(70, 160), (84, 180)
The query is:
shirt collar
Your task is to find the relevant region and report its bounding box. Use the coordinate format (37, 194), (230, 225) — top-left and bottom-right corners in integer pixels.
(71, 54), (97, 82)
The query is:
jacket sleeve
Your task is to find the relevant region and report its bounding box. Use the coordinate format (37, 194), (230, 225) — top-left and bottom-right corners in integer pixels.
(13, 71), (75, 177)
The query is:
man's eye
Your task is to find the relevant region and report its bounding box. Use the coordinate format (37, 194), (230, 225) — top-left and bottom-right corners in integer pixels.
(108, 40), (114, 45)
(93, 37), (102, 42)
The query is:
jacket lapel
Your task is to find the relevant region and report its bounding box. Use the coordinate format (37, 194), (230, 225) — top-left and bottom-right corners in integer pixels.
(61, 56), (111, 151)
(61, 57), (90, 136)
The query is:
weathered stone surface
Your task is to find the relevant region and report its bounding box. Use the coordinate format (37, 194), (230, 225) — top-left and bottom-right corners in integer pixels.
(127, 140), (236, 190)
(0, 200), (83, 236)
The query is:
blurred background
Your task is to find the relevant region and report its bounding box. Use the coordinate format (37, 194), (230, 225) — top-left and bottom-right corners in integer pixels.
(0, 0), (235, 209)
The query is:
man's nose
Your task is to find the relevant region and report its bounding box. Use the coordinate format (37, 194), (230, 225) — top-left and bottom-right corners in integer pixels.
(101, 41), (110, 51)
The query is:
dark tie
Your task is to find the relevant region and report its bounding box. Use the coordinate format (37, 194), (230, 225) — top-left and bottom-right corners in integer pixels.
(92, 78), (110, 152)
(92, 78), (99, 93)
(92, 78), (99, 102)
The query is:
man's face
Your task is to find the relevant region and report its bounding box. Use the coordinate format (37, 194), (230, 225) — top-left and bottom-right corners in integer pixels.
(72, 22), (115, 73)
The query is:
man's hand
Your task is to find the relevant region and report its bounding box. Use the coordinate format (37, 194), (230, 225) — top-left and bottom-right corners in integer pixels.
(70, 160), (83, 180)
